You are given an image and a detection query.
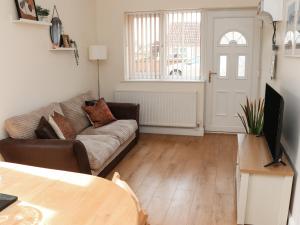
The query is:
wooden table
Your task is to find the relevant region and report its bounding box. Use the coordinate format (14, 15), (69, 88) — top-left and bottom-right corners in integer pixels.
(0, 162), (139, 225)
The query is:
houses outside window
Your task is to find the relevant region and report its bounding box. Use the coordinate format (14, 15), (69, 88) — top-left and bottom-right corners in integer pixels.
(124, 10), (202, 81)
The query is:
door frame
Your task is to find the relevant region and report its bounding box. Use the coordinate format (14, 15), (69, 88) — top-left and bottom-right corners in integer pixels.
(203, 9), (262, 133)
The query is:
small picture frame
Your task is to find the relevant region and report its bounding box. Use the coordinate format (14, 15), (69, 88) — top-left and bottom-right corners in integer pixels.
(14, 0), (38, 21)
(61, 34), (71, 48)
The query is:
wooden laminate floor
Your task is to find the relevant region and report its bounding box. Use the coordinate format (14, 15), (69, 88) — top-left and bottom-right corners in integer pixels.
(107, 133), (237, 225)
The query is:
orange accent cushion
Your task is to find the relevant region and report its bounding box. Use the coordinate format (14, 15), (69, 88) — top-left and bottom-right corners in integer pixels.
(82, 98), (116, 128)
(49, 111), (77, 140)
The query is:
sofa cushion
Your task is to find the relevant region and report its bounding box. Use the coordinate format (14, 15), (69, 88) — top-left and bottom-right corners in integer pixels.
(76, 135), (120, 171)
(80, 120), (138, 144)
(49, 112), (76, 140)
(60, 91), (94, 134)
(35, 116), (59, 139)
(5, 103), (64, 139)
(82, 98), (116, 128)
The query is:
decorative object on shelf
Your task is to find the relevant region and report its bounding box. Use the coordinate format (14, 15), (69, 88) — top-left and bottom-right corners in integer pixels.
(50, 5), (63, 49)
(70, 40), (79, 66)
(36, 5), (49, 22)
(89, 45), (108, 98)
(237, 97), (264, 135)
(49, 5), (79, 66)
(270, 51), (278, 80)
(270, 21), (279, 80)
(61, 34), (71, 48)
(15, 0), (38, 21)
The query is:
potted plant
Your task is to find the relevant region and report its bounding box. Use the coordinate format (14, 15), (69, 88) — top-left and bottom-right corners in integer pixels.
(238, 98), (264, 135)
(36, 5), (50, 22)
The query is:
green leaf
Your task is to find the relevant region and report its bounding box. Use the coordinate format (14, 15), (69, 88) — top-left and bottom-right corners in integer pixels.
(238, 97), (265, 135)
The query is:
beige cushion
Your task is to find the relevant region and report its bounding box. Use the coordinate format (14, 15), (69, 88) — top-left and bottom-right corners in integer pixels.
(80, 120), (138, 144)
(5, 103), (64, 139)
(91, 134), (136, 175)
(76, 135), (120, 171)
(60, 91), (94, 134)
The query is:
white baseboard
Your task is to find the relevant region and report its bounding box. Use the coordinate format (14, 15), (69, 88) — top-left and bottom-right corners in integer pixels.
(289, 214), (296, 225)
(140, 126), (204, 136)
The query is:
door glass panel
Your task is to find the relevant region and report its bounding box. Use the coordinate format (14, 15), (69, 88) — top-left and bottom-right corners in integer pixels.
(238, 55), (246, 78)
(220, 31), (247, 46)
(219, 55), (227, 77)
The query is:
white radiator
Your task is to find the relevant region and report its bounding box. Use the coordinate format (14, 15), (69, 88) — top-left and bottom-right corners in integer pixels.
(114, 91), (198, 128)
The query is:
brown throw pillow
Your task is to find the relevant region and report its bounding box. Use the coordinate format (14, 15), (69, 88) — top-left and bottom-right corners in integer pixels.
(82, 98), (116, 128)
(35, 116), (59, 139)
(48, 111), (76, 140)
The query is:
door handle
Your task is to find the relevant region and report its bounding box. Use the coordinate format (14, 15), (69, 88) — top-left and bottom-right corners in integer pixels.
(208, 71), (217, 83)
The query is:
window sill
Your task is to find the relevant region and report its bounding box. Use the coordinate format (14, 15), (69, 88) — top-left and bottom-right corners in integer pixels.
(121, 79), (207, 84)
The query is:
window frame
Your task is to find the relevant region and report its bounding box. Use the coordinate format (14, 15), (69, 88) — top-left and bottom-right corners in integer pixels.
(217, 30), (248, 47)
(236, 54), (248, 80)
(218, 54), (229, 79)
(123, 10), (205, 82)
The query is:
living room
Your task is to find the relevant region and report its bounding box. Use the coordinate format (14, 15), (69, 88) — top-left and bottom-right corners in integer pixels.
(0, 0), (300, 225)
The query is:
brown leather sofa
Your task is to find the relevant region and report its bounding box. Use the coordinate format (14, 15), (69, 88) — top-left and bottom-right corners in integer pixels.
(0, 95), (140, 177)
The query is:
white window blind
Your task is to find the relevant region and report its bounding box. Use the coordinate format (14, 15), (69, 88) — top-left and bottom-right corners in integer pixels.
(125, 10), (201, 81)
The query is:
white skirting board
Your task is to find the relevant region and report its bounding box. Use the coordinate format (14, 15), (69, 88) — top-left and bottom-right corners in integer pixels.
(288, 214), (296, 225)
(140, 126), (204, 136)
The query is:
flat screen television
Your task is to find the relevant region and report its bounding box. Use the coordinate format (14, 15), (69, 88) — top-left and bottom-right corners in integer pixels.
(263, 84), (285, 167)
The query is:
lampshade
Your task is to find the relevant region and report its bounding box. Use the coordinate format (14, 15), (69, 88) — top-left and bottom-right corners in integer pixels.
(89, 45), (108, 60)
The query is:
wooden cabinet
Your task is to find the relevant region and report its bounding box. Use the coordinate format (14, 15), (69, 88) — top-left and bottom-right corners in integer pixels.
(236, 134), (294, 225)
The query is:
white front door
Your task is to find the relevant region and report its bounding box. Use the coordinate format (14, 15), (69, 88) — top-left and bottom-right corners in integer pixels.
(205, 10), (260, 133)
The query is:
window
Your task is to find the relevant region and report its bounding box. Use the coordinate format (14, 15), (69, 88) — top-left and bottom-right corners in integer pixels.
(220, 31), (247, 46)
(237, 55), (246, 78)
(219, 55), (227, 77)
(125, 10), (201, 81)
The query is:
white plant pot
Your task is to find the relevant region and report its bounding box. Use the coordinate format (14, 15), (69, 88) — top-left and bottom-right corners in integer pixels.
(38, 16), (49, 22)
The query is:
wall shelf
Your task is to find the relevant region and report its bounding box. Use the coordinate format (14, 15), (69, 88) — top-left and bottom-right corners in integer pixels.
(12, 18), (51, 27)
(49, 48), (75, 51)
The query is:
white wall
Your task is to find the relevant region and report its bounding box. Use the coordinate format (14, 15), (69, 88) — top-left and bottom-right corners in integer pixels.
(95, 0), (259, 129)
(260, 5), (300, 225)
(0, 0), (98, 139)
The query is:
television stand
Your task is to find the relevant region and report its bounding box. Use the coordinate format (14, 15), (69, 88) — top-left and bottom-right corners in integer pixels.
(264, 159), (287, 167)
(236, 134), (294, 225)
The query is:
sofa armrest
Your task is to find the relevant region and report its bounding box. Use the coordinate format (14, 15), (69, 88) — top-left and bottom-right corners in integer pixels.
(107, 102), (140, 125)
(0, 139), (91, 174)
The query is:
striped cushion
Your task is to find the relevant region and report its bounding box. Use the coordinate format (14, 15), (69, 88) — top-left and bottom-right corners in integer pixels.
(80, 120), (138, 144)
(60, 91), (94, 134)
(76, 134), (120, 171)
(5, 103), (64, 139)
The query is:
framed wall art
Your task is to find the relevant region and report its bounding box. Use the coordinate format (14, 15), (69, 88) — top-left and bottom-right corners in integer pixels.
(284, 0), (296, 56)
(283, 0), (300, 57)
(294, 1), (300, 55)
(15, 0), (38, 21)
